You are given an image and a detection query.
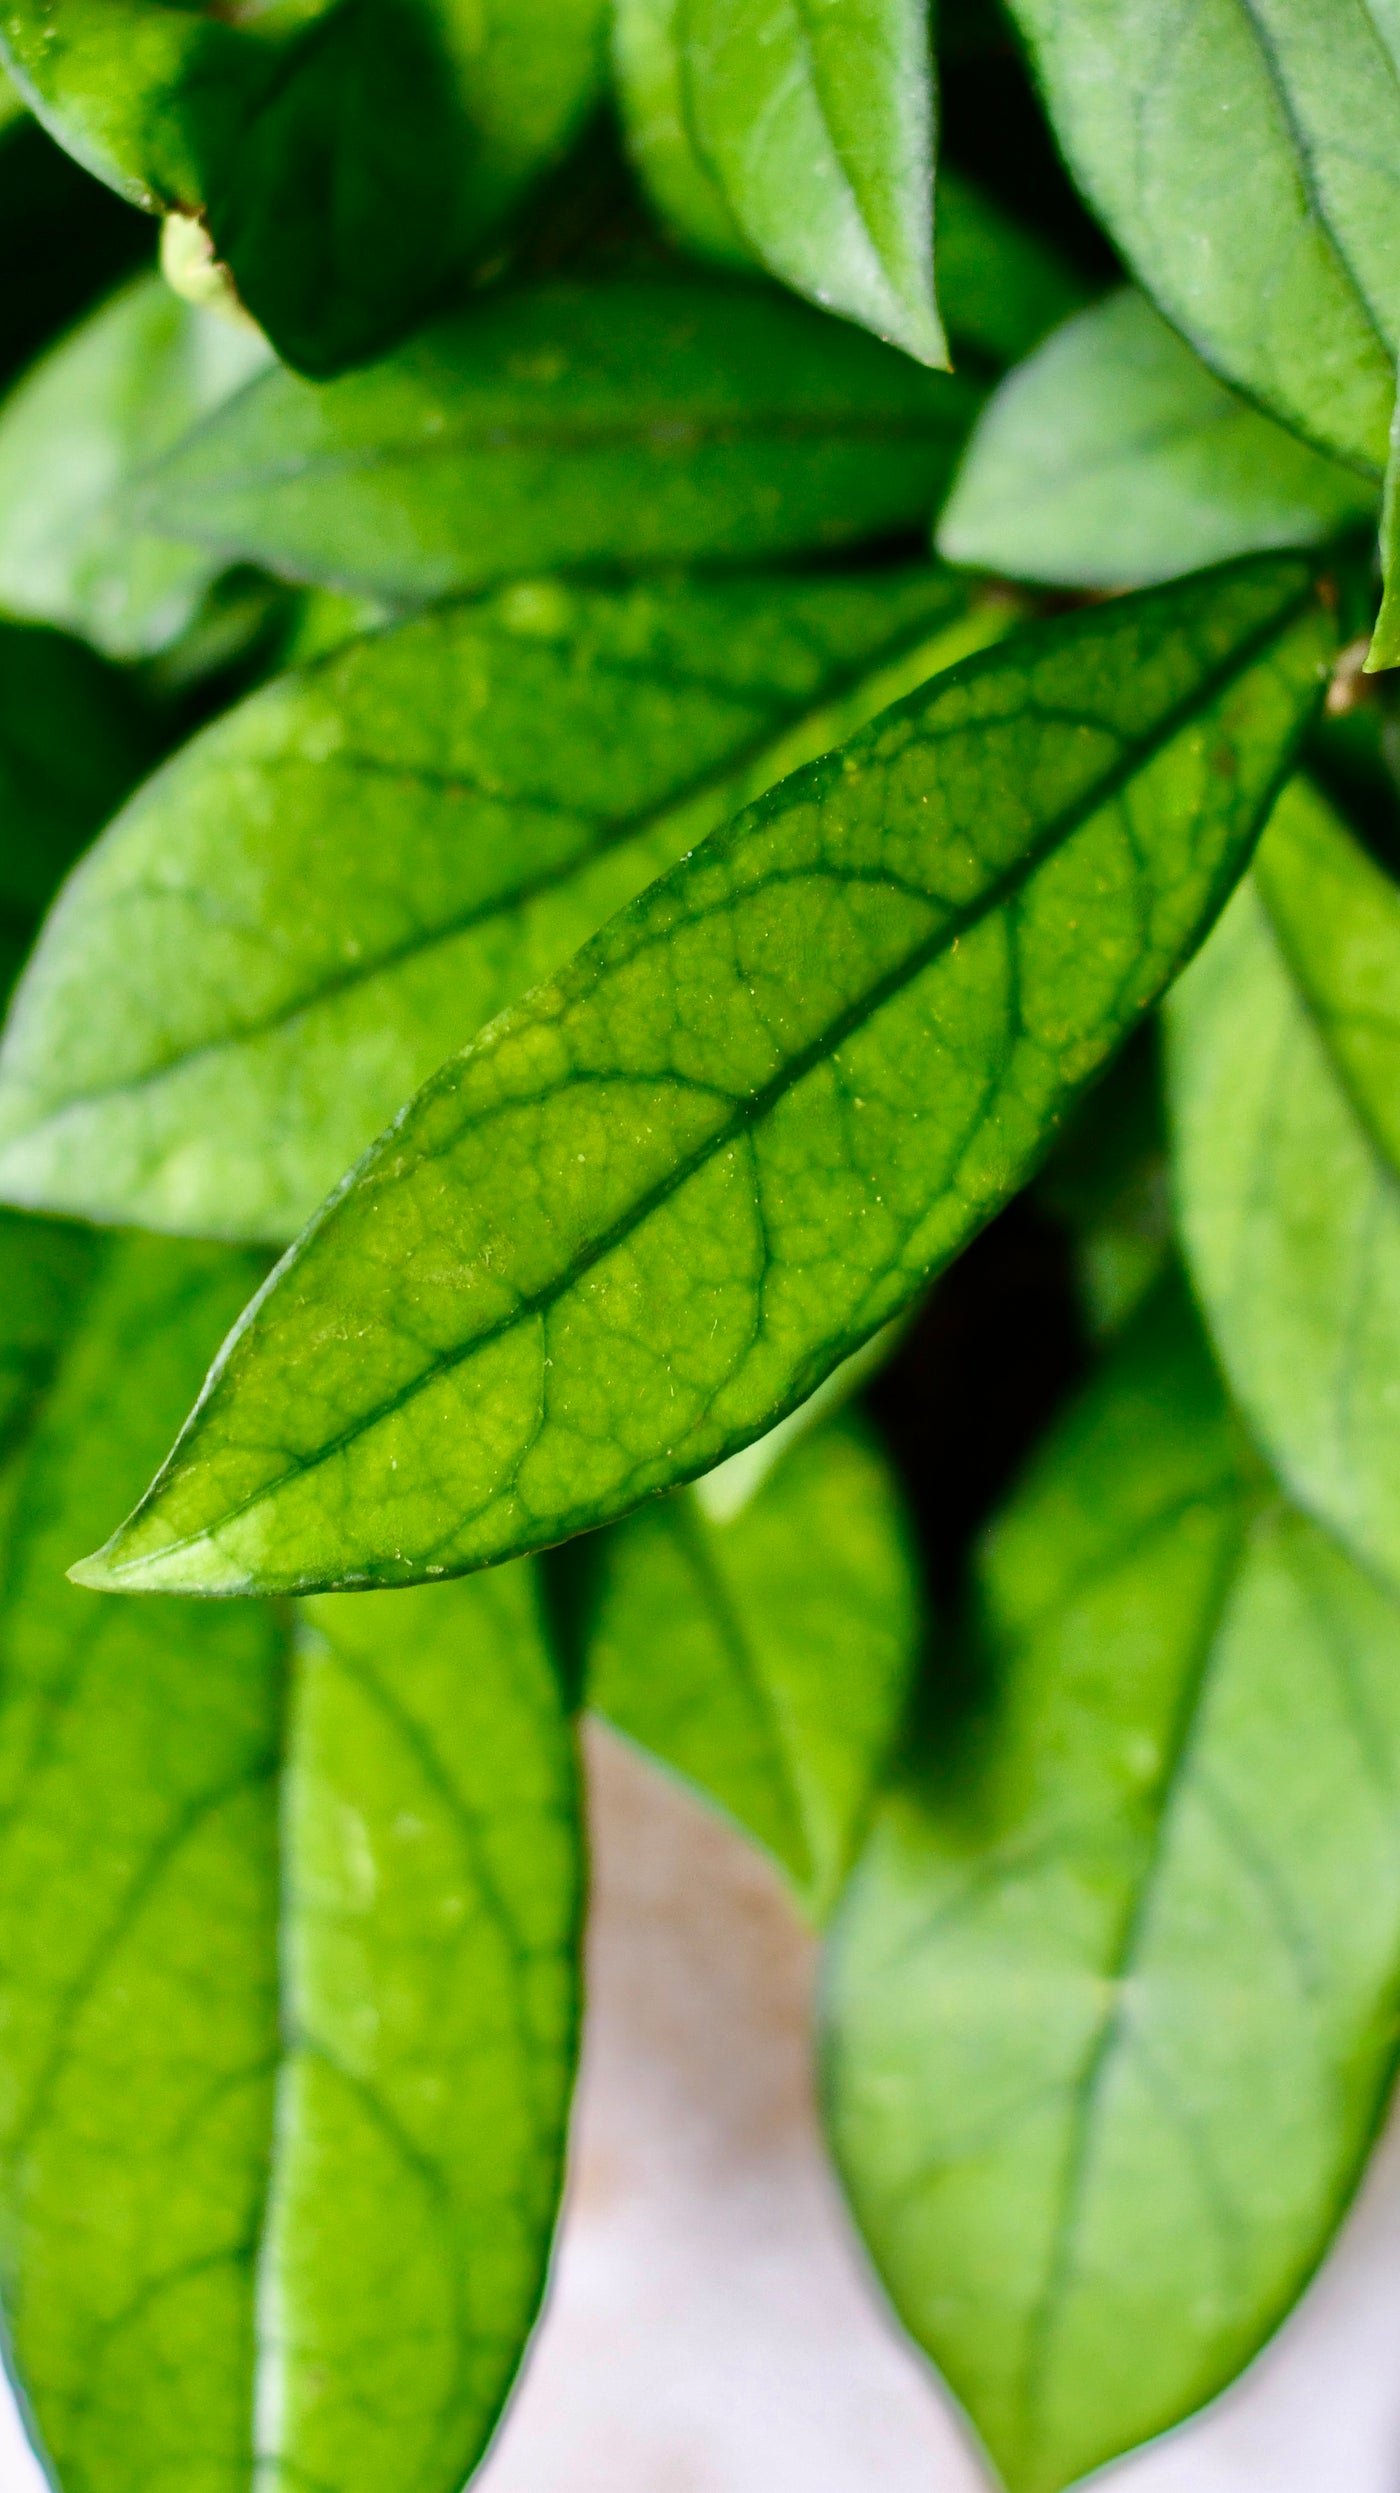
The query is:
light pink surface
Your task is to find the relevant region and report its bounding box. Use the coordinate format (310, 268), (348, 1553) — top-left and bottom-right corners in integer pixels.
(3, 1722), (1399, 2493)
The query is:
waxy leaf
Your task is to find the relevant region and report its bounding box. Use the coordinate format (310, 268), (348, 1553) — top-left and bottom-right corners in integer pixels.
(612, 0), (755, 269)
(940, 290), (1376, 590)
(0, 566), (999, 1244)
(587, 1414), (920, 1920)
(619, 0), (945, 366)
(824, 1280), (1400, 2493)
(0, 0), (608, 374)
(138, 281), (983, 604)
(611, 0), (1086, 373)
(0, 1224), (581, 2493)
(71, 554), (1334, 1600)
(1007, 0), (1400, 470)
(0, 271), (270, 659)
(1170, 775), (1400, 1594)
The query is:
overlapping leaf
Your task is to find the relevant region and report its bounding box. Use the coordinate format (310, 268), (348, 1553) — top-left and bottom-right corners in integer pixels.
(0, 1223), (580, 2493)
(0, 271), (271, 659)
(1170, 774), (1400, 1592)
(136, 281), (983, 603)
(69, 553), (1334, 1599)
(940, 290), (1376, 590)
(615, 0), (944, 365)
(824, 1280), (1400, 2493)
(0, 565), (999, 1243)
(1007, 0), (1400, 471)
(0, 0), (608, 373)
(586, 1413), (920, 1920)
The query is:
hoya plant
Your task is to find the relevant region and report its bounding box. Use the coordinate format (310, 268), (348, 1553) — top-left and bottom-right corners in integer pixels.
(0, 3), (1393, 2489)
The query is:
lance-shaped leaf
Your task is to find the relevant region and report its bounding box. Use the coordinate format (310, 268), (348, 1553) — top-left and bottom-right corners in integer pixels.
(585, 1413), (921, 1922)
(1006, 0), (1400, 472)
(0, 0), (608, 375)
(612, 0), (1085, 376)
(0, 565), (1000, 1245)
(1169, 775), (1400, 1594)
(1365, 396), (1400, 671)
(617, 0), (944, 366)
(823, 1280), (1400, 2493)
(0, 271), (271, 660)
(0, 1224), (581, 2493)
(137, 281), (983, 605)
(940, 290), (1377, 591)
(71, 553), (1334, 1600)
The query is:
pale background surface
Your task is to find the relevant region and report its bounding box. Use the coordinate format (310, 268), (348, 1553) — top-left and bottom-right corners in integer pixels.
(3, 1721), (1400, 2493)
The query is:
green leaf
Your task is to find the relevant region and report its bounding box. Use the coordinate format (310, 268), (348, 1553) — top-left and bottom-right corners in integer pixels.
(940, 289), (1377, 590)
(586, 1412), (920, 1920)
(612, 0), (755, 269)
(0, 0), (608, 375)
(1037, 1025), (1170, 1340)
(0, 271), (271, 660)
(70, 553), (1334, 1600)
(0, 620), (156, 1000)
(0, 565), (1000, 1244)
(137, 280), (983, 605)
(611, 0), (1084, 372)
(1169, 773), (1400, 1592)
(615, 0), (945, 366)
(0, 1222), (580, 2493)
(1365, 386), (1400, 670)
(1005, 0), (1400, 471)
(823, 1278), (1400, 2493)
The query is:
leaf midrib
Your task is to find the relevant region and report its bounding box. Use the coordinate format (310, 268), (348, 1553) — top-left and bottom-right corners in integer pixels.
(113, 576), (1318, 1580)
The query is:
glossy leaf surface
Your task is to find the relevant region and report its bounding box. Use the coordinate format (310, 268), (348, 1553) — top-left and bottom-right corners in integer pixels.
(0, 271), (270, 659)
(587, 1414), (920, 1920)
(72, 554), (1334, 1599)
(825, 1281), (1400, 2493)
(664, 0), (945, 365)
(0, 1226), (581, 2493)
(1007, 0), (1400, 470)
(0, 0), (608, 374)
(940, 291), (1376, 590)
(1170, 775), (1400, 1593)
(0, 566), (998, 1244)
(139, 281), (983, 603)
(611, 0), (1084, 373)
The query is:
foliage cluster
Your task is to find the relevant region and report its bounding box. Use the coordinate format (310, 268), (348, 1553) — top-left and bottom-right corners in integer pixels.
(0, 5), (1393, 2491)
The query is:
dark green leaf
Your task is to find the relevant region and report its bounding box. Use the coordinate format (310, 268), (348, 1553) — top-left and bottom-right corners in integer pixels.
(617, 0), (945, 365)
(824, 1278), (1400, 2493)
(0, 271), (271, 660)
(587, 1412), (920, 1920)
(0, 0), (608, 374)
(0, 1223), (580, 2493)
(1170, 773), (1400, 1592)
(1006, 0), (1400, 470)
(940, 290), (1377, 589)
(0, 621), (155, 1000)
(138, 281), (983, 604)
(0, 565), (998, 1243)
(1037, 1025), (1170, 1339)
(70, 553), (1334, 1599)
(931, 168), (1091, 371)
